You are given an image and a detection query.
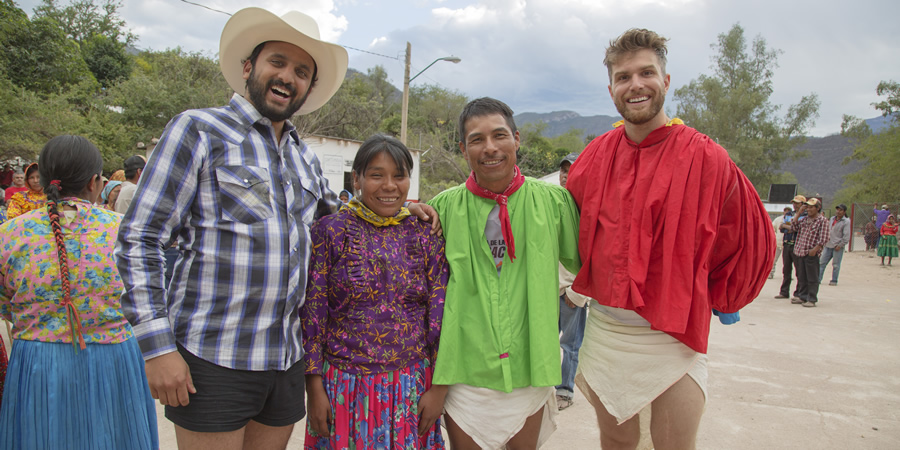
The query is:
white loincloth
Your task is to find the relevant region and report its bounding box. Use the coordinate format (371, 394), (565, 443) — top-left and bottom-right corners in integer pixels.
(575, 302), (708, 424)
(443, 384), (557, 449)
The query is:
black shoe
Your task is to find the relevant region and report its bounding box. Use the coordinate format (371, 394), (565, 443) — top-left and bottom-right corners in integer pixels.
(774, 294), (789, 299)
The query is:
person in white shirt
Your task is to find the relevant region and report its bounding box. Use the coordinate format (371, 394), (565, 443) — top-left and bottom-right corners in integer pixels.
(770, 207), (791, 279)
(114, 155), (145, 214)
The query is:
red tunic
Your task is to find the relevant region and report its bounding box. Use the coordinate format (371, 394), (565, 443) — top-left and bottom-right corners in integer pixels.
(567, 123), (774, 353)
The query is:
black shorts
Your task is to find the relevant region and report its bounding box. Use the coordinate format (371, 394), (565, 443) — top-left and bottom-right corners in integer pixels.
(165, 344), (306, 432)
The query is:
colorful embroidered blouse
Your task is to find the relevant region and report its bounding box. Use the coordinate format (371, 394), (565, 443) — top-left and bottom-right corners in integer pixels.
(0, 198), (132, 344)
(6, 190), (47, 220)
(301, 209), (449, 376)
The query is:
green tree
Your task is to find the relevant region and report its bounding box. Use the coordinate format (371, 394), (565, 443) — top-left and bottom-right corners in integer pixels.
(872, 80), (900, 118)
(367, 65), (400, 112)
(103, 48), (231, 133)
(404, 84), (470, 201)
(0, 73), (138, 170)
(518, 122), (559, 177)
(0, 74), (136, 164)
(518, 123), (584, 177)
(673, 23), (820, 193)
(0, 1), (96, 93)
(834, 81), (900, 203)
(33, 0), (135, 45)
(0, 77), (74, 159)
(295, 69), (392, 140)
(81, 33), (131, 87)
(33, 0), (135, 87)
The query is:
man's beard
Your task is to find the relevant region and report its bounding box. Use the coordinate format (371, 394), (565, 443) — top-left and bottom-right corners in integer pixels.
(246, 67), (311, 122)
(614, 93), (665, 125)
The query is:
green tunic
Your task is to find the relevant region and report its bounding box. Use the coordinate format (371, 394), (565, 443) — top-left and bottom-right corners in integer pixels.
(428, 178), (581, 392)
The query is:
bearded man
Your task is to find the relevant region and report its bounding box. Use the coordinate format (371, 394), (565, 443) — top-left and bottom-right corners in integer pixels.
(116, 8), (436, 449)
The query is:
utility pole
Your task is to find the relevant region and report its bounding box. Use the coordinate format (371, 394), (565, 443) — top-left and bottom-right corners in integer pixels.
(399, 43), (460, 146)
(400, 42), (411, 145)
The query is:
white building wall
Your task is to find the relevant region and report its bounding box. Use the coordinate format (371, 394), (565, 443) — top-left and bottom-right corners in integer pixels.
(303, 135), (422, 202)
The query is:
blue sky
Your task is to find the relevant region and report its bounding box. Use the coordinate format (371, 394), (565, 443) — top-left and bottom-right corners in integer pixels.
(15, 0), (900, 136)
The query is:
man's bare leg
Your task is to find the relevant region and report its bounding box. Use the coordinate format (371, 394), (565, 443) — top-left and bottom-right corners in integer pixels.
(505, 408), (544, 450)
(584, 384), (640, 450)
(243, 421), (295, 449)
(650, 374), (704, 450)
(175, 421), (294, 450)
(175, 425), (244, 450)
(446, 408), (544, 450)
(444, 413), (481, 450)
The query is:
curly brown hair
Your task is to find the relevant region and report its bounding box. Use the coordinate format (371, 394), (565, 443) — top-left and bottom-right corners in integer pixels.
(604, 28), (669, 81)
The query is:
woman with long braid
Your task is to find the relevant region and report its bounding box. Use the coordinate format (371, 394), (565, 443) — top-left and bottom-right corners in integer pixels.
(0, 135), (158, 449)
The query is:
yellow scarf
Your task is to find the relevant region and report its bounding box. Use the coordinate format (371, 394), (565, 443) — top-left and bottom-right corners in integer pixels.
(347, 198), (410, 227)
(612, 117), (684, 128)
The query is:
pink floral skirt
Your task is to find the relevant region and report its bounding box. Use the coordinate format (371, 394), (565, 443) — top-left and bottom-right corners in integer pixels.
(304, 359), (444, 449)
(0, 337), (6, 402)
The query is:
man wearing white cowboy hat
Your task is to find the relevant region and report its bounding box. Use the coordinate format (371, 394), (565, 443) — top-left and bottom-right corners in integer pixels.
(116, 7), (438, 449)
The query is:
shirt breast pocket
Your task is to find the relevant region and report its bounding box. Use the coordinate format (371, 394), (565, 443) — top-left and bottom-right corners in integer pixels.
(297, 176), (322, 226)
(215, 165), (274, 224)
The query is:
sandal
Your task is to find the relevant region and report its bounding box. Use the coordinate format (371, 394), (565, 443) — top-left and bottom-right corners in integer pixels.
(556, 395), (574, 410)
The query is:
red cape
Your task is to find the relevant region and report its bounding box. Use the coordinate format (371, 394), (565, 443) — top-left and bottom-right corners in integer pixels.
(567, 124), (774, 353)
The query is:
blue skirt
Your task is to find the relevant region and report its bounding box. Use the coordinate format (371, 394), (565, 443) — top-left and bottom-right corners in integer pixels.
(0, 338), (158, 450)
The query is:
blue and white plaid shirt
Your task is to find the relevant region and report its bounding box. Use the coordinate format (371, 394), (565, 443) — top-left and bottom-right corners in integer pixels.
(117, 94), (338, 371)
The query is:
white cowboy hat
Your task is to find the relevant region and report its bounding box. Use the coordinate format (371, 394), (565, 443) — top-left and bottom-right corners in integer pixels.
(219, 7), (348, 115)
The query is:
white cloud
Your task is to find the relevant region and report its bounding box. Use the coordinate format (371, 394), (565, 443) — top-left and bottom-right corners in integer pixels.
(350, 0), (900, 136)
(125, 1), (348, 53)
(12, 0), (900, 136)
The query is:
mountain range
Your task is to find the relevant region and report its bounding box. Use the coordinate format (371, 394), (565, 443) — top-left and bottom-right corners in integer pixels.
(513, 110), (894, 141)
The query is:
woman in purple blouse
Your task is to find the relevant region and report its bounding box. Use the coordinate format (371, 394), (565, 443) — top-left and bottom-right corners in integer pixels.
(301, 134), (449, 449)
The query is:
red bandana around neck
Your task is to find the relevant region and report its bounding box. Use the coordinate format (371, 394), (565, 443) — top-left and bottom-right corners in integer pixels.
(465, 165), (525, 261)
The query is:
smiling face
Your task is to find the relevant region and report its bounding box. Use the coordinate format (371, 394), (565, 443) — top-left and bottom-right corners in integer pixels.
(460, 113), (520, 194)
(608, 48), (670, 129)
(352, 151), (410, 218)
(805, 202), (820, 218)
(242, 41), (316, 124)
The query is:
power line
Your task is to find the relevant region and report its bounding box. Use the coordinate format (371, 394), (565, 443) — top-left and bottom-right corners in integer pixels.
(178, 2), (401, 62)
(179, 0), (232, 16)
(343, 45), (399, 61)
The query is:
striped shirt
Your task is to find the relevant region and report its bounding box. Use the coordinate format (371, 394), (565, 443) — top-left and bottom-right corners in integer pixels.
(116, 94), (338, 371)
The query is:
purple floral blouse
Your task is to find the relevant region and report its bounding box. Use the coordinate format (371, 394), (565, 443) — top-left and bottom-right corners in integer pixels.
(301, 209), (448, 375)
